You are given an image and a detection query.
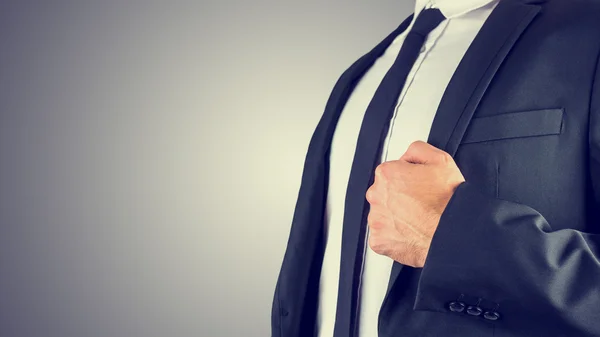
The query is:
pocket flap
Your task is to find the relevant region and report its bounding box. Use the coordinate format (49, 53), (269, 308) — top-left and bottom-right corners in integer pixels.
(461, 108), (564, 144)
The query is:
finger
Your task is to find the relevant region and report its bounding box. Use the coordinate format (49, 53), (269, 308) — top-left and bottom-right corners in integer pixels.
(367, 204), (392, 229)
(399, 140), (449, 165)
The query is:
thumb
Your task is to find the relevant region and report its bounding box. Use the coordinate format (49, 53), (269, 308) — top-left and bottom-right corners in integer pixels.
(399, 140), (447, 165)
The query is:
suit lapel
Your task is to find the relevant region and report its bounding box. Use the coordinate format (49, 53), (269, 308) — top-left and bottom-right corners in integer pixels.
(383, 0), (545, 309)
(308, 15), (416, 163)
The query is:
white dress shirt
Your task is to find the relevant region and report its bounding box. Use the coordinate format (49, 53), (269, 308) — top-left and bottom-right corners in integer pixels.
(316, 0), (499, 336)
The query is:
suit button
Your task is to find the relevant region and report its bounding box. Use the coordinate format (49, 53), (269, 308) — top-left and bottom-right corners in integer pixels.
(280, 308), (289, 317)
(448, 301), (465, 313)
(483, 311), (500, 321)
(466, 305), (483, 316)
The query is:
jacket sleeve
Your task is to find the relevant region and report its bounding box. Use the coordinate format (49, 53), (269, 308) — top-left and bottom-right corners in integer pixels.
(412, 55), (600, 335)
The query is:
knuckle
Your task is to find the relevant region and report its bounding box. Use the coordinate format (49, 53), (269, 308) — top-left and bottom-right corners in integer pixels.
(374, 163), (386, 178)
(366, 186), (381, 204)
(365, 188), (375, 203)
(410, 140), (423, 148)
(439, 150), (452, 163)
(410, 140), (426, 152)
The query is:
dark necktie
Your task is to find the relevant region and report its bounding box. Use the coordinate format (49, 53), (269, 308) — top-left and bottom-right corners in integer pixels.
(332, 8), (446, 337)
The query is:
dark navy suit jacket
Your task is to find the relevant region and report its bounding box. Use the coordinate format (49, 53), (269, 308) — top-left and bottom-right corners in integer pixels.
(271, 0), (600, 335)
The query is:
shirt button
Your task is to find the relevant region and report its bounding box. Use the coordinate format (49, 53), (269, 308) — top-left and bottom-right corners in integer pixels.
(420, 45), (426, 53)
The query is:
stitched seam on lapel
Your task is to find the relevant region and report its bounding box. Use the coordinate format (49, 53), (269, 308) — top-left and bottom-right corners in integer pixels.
(277, 286), (283, 337)
(496, 160), (499, 199)
(587, 34), (600, 164)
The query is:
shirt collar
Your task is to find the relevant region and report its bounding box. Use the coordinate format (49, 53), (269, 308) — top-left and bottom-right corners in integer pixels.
(415, 0), (498, 19)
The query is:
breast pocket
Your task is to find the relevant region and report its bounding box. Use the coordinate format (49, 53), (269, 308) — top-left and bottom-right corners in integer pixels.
(455, 107), (566, 204)
(461, 108), (564, 144)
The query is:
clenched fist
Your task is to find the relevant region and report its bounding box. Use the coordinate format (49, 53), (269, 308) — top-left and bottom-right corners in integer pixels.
(365, 140), (465, 268)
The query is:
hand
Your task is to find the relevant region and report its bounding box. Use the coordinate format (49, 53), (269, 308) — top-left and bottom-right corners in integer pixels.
(365, 140), (465, 268)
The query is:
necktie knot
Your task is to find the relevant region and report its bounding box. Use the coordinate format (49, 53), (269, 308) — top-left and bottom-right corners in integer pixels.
(410, 8), (446, 37)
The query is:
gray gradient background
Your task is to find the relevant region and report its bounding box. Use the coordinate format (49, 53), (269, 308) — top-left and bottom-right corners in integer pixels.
(0, 1), (414, 336)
